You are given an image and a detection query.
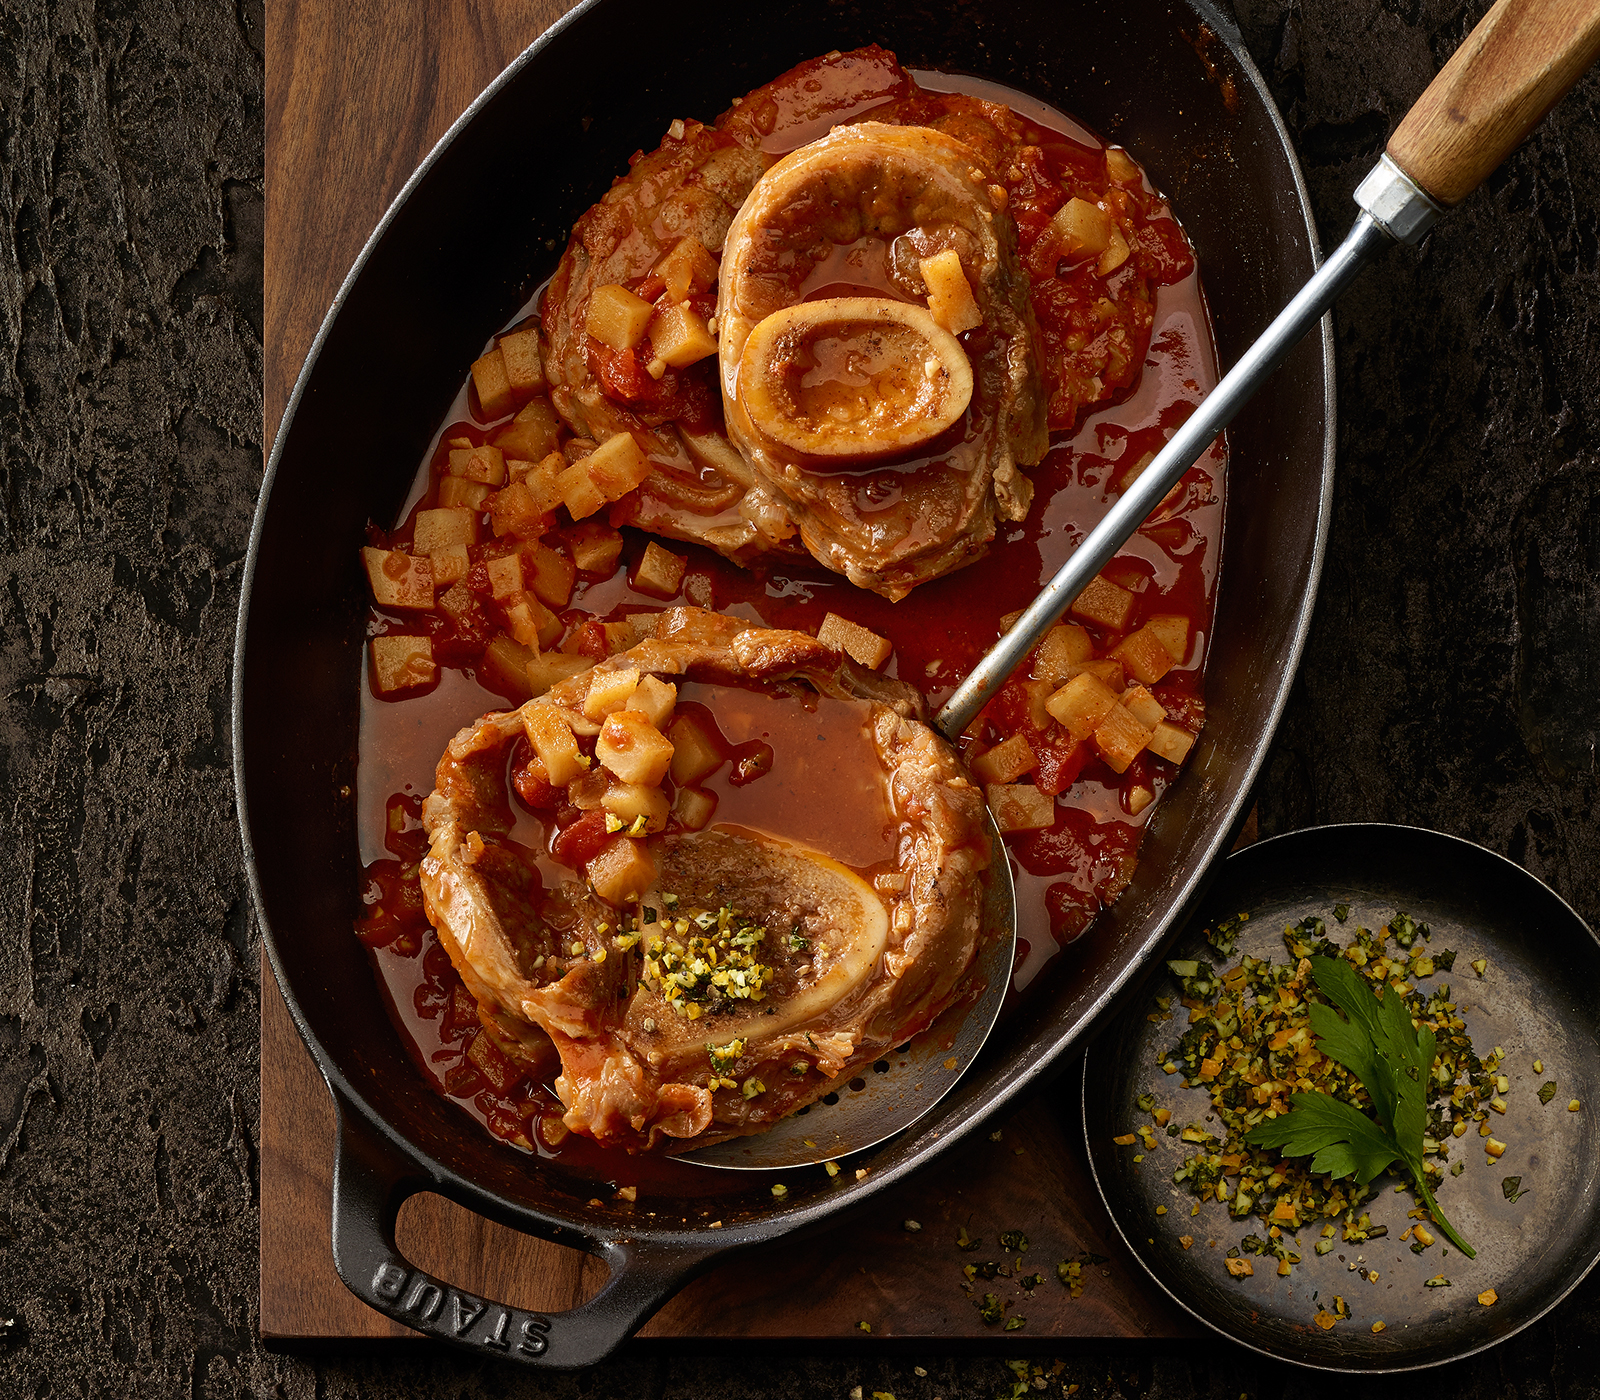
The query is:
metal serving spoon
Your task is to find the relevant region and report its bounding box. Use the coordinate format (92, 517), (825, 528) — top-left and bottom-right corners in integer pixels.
(684, 0), (1600, 1170)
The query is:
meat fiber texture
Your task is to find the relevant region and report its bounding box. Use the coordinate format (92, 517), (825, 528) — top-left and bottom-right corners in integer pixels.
(419, 609), (992, 1151)
(717, 121), (1047, 598)
(539, 46), (1046, 596)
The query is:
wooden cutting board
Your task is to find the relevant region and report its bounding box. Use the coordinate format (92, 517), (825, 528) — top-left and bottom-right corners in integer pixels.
(261, 0), (1205, 1345)
(260, 951), (1196, 1341)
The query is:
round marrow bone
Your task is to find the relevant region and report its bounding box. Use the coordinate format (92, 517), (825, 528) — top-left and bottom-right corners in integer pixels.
(418, 607), (991, 1151)
(718, 121), (1047, 600)
(640, 832), (890, 1041)
(736, 297), (974, 459)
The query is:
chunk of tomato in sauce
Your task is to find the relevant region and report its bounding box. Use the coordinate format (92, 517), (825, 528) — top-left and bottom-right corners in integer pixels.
(585, 337), (719, 432)
(550, 808), (612, 869)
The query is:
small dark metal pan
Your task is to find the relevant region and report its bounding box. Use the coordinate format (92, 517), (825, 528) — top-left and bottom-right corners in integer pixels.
(1083, 823), (1600, 1372)
(237, 0), (1335, 1366)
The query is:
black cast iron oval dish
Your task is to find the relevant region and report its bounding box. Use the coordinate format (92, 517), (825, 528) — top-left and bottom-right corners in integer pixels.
(236, 0), (1336, 1367)
(1082, 824), (1600, 1372)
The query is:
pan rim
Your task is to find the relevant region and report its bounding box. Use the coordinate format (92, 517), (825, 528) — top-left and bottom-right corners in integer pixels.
(236, 0), (1338, 1266)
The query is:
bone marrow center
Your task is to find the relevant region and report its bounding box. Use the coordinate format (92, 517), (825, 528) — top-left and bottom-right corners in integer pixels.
(737, 297), (973, 459)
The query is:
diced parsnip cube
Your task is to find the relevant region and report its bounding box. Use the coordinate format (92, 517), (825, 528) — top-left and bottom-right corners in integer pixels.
(817, 612), (892, 669)
(1031, 623), (1094, 684)
(1097, 224), (1132, 276)
(1144, 614), (1190, 668)
(986, 783), (1056, 833)
(437, 581), (480, 629)
(1045, 672), (1121, 742)
(429, 543), (471, 586)
(1046, 197), (1113, 262)
(1113, 624), (1177, 685)
(526, 651), (589, 697)
(498, 328), (545, 394)
(646, 302), (717, 371)
(557, 460), (607, 520)
(523, 706), (588, 786)
(1146, 720), (1197, 766)
(587, 836), (658, 904)
(465, 1029), (521, 1092)
(1070, 574), (1137, 632)
(362, 546), (435, 610)
(1105, 147), (1141, 182)
(414, 506), (478, 554)
(633, 540), (687, 598)
(485, 553), (525, 600)
(601, 782), (670, 831)
(437, 476), (491, 511)
(919, 249), (982, 334)
(1117, 449), (1157, 493)
(583, 666), (640, 719)
(488, 481), (549, 540)
(493, 398), (562, 461)
(567, 769), (609, 810)
(1021, 678), (1054, 730)
(602, 619), (639, 653)
(667, 715), (722, 785)
(1120, 684), (1167, 731)
(504, 594), (563, 650)
(481, 634), (536, 702)
(568, 521), (625, 573)
(626, 674), (677, 728)
(673, 785), (717, 831)
(471, 347), (515, 419)
(513, 452), (565, 514)
(1093, 703), (1153, 774)
(370, 634), (437, 694)
(585, 432), (653, 501)
(1126, 784), (1155, 816)
(448, 444), (507, 486)
(595, 711), (674, 786)
(654, 236), (719, 302)
(1065, 657), (1126, 692)
(628, 611), (662, 640)
(585, 284), (654, 352)
(525, 543), (575, 608)
(999, 609), (1025, 630)
(970, 734), (1038, 785)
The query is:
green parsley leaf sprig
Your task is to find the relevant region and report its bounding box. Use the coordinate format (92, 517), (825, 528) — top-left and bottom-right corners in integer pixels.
(1245, 955), (1475, 1258)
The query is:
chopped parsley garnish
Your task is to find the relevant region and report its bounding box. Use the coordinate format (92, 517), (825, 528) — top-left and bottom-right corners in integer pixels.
(1539, 1081), (1558, 1105)
(707, 1038), (744, 1074)
(640, 900), (773, 1019)
(1245, 954), (1474, 1257)
(1207, 911), (1249, 957)
(1502, 1175), (1528, 1203)
(1159, 912), (1504, 1265)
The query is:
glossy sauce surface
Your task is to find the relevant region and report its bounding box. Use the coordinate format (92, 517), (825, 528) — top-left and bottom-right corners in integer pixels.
(356, 66), (1224, 1181)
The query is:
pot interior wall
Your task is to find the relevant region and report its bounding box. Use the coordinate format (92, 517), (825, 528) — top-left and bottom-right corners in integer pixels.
(240, 0), (1330, 1226)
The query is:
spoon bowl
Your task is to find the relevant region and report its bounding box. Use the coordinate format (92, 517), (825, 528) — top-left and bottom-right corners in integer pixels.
(678, 807), (1016, 1168)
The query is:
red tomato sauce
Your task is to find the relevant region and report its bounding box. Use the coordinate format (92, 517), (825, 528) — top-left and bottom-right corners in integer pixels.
(356, 66), (1223, 1183)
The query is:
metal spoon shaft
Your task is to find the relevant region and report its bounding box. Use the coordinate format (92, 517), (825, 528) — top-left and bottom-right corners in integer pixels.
(935, 210), (1394, 742)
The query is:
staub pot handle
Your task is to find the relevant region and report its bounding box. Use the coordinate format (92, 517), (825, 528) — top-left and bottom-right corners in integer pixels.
(328, 1093), (711, 1368)
(1386, 0), (1600, 206)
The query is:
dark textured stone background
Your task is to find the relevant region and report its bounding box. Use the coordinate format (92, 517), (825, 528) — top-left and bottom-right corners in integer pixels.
(0, 0), (1595, 1395)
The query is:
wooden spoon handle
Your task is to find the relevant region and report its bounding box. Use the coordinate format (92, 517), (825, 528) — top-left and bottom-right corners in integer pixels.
(1387, 0), (1600, 206)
